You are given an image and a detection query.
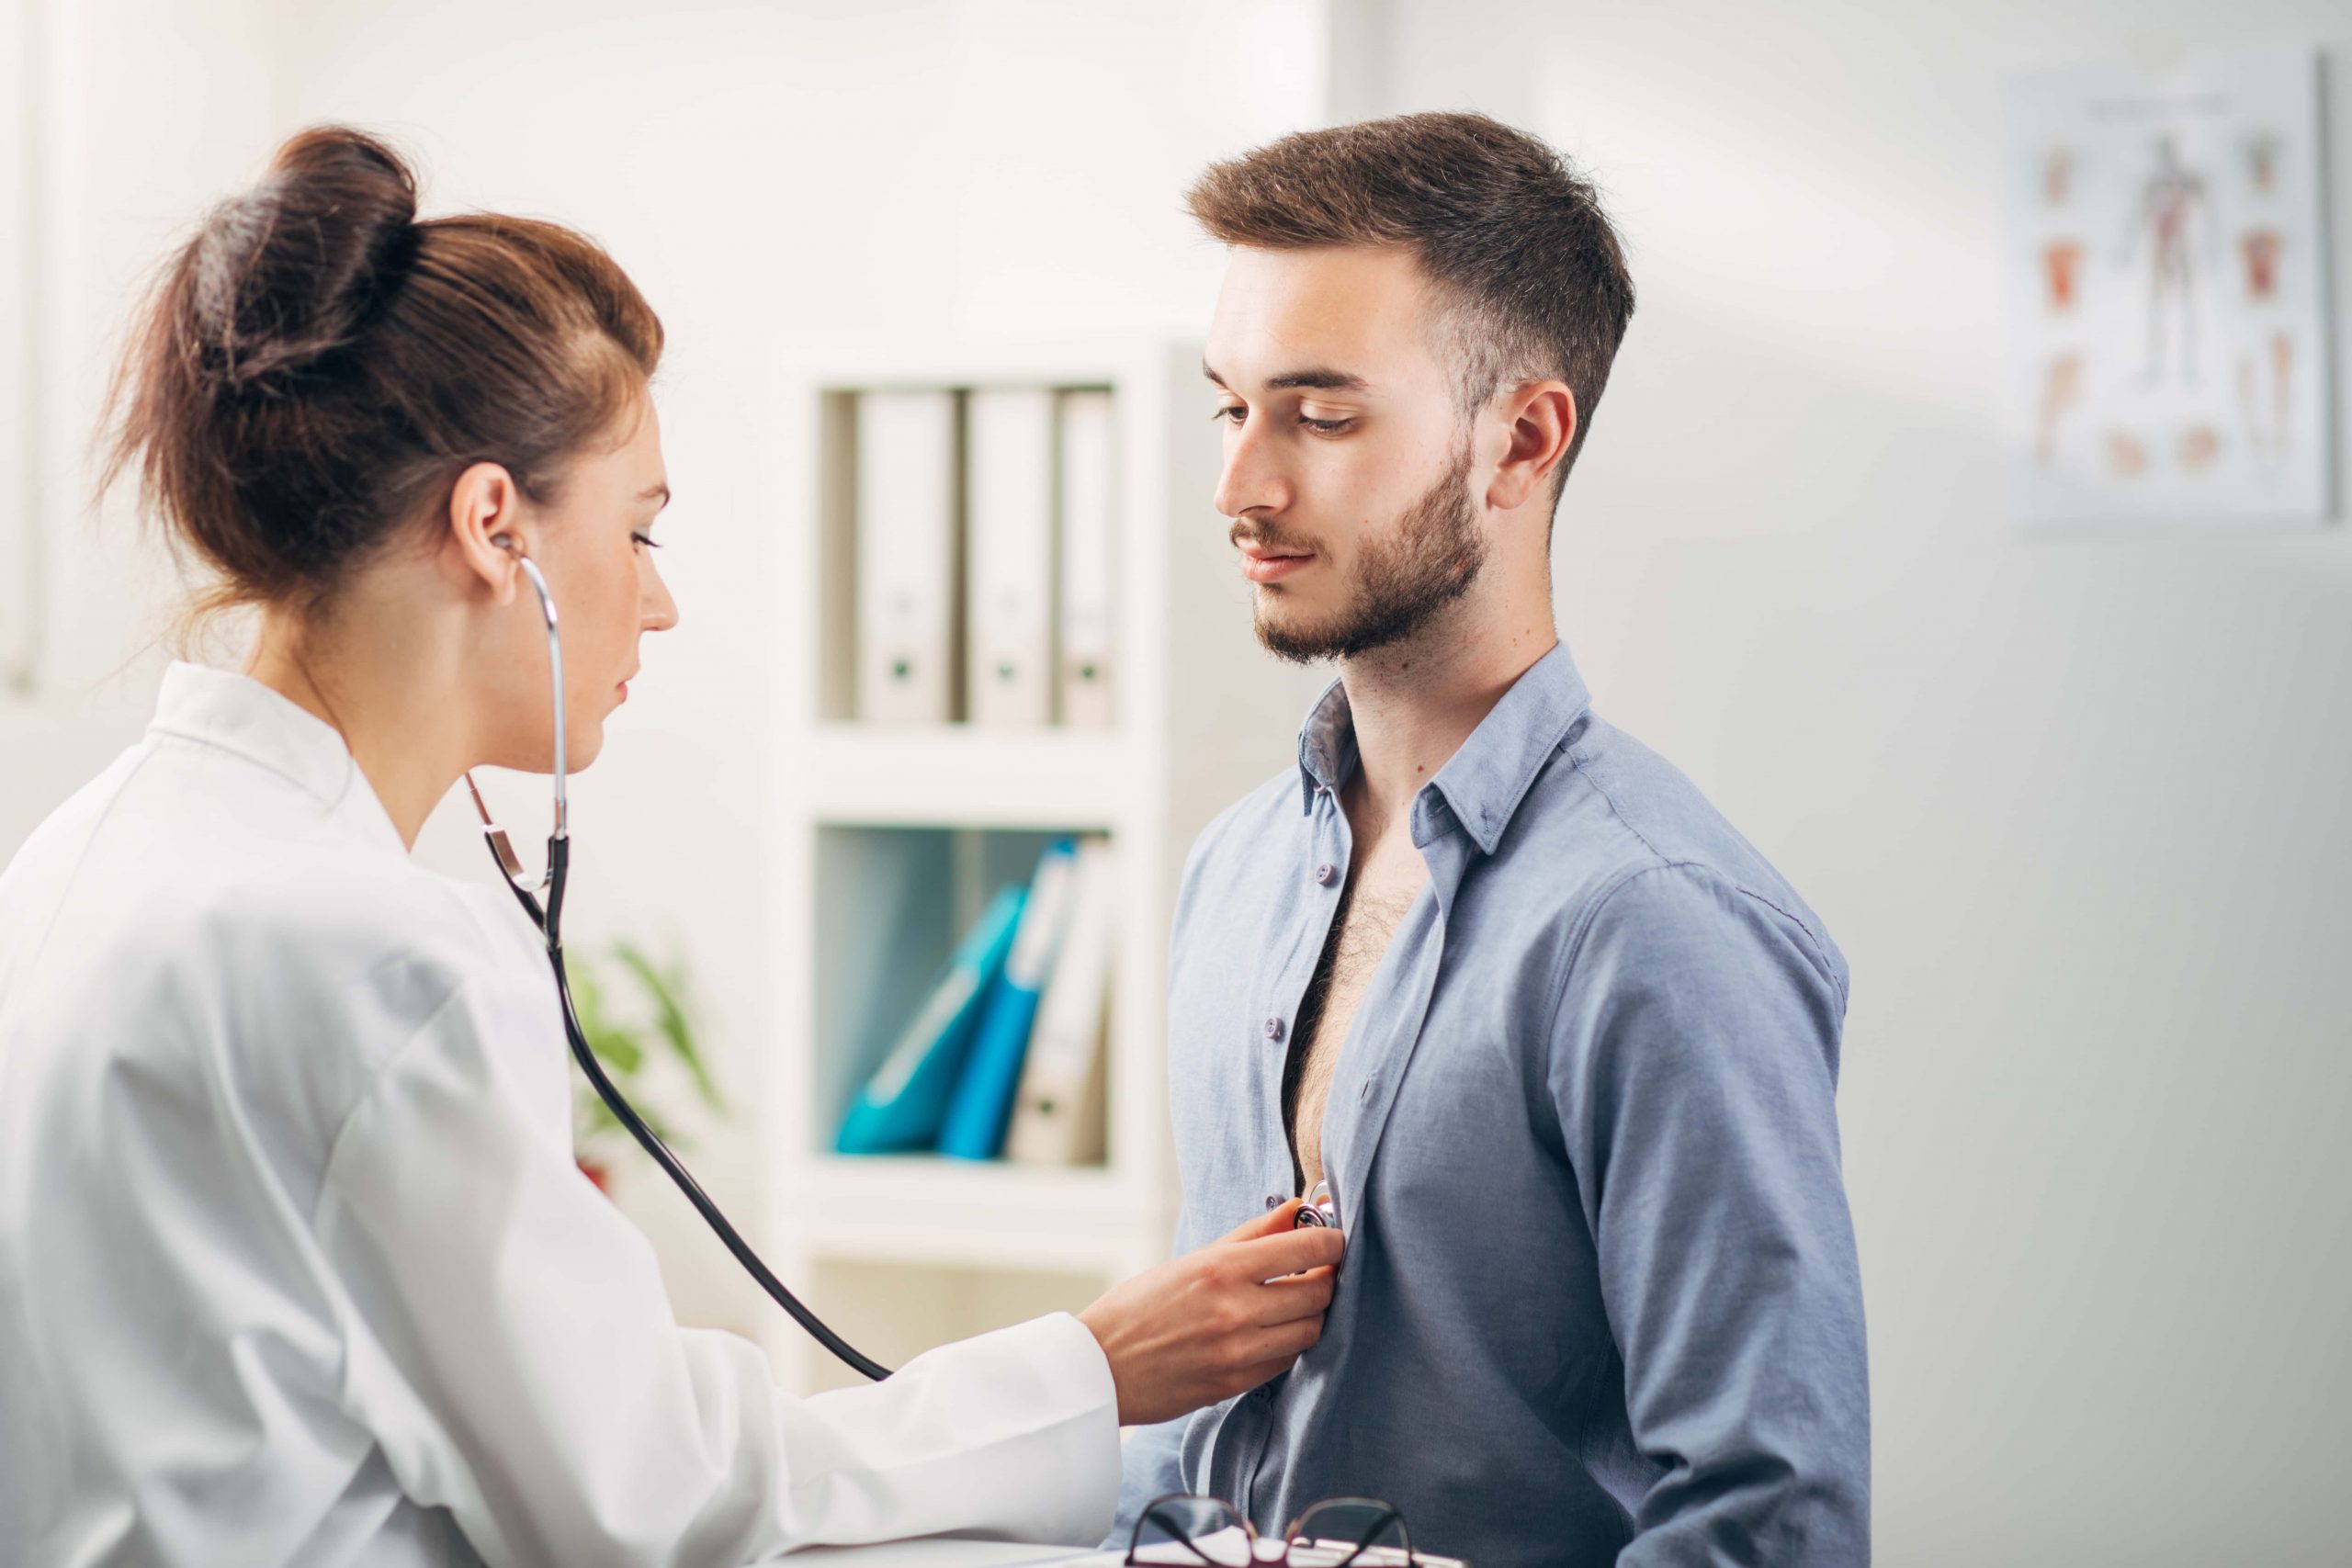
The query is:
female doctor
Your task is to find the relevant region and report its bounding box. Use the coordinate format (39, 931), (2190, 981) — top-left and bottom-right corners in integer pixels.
(0, 128), (1342, 1568)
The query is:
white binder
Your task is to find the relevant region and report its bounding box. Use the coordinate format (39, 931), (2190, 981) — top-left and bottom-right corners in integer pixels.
(1005, 836), (1115, 1166)
(1056, 390), (1117, 728)
(856, 389), (960, 724)
(965, 389), (1057, 728)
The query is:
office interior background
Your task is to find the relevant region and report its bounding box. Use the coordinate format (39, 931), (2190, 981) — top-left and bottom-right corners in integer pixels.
(2, 1), (2346, 1562)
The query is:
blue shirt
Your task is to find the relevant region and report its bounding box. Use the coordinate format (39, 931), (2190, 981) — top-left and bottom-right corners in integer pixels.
(1114, 644), (1870, 1567)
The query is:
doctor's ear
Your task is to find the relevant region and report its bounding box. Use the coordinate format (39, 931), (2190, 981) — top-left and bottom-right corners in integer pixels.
(445, 461), (530, 605)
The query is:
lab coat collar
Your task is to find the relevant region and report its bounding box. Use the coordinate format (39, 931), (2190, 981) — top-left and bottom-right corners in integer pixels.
(147, 661), (409, 858)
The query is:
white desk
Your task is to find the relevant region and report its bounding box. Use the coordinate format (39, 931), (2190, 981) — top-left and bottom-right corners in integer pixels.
(771, 1540), (1098, 1568)
(774, 1538), (1448, 1568)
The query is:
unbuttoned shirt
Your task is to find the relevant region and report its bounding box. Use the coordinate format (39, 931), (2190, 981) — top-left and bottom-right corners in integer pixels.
(1113, 644), (1870, 1568)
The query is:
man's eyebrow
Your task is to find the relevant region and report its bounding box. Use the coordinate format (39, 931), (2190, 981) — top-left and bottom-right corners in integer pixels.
(1199, 360), (1370, 394)
(1267, 367), (1369, 392)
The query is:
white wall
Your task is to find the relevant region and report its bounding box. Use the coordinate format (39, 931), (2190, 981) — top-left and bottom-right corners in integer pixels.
(1371, 2), (2351, 1563)
(0, 0), (287, 826)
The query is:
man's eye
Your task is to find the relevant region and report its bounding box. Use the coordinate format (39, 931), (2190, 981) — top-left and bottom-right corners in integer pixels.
(1299, 416), (1355, 435)
(631, 532), (662, 550)
(1211, 404), (1247, 424)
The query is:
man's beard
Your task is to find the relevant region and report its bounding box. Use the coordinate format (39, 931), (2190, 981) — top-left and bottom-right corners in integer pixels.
(1247, 440), (1487, 665)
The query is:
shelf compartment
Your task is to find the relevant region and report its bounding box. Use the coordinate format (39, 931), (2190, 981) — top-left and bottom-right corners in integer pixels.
(797, 1255), (1112, 1394)
(810, 823), (1120, 1168)
(799, 723), (1129, 829)
(779, 1154), (1155, 1270)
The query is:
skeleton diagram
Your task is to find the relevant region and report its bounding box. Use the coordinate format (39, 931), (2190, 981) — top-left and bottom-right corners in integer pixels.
(2119, 135), (2215, 385)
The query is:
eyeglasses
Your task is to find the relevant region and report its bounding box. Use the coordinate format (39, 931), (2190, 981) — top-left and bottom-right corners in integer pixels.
(1125, 1492), (1452, 1568)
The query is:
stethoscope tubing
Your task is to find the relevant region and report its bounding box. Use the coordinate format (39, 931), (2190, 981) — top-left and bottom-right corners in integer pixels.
(504, 843), (894, 1382)
(471, 542), (893, 1382)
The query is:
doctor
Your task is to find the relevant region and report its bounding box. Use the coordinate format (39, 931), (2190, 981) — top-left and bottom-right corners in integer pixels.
(0, 127), (1343, 1568)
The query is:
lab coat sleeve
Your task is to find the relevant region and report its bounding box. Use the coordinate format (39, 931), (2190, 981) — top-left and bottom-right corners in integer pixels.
(1548, 863), (1870, 1566)
(311, 972), (1121, 1568)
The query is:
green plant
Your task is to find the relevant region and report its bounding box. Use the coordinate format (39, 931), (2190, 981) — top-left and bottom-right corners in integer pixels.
(568, 942), (725, 1168)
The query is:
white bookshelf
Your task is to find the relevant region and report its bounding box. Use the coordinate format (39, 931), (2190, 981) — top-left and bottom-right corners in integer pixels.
(757, 341), (1323, 1392)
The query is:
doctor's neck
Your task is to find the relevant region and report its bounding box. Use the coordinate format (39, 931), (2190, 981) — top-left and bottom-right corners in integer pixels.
(246, 589), (486, 852)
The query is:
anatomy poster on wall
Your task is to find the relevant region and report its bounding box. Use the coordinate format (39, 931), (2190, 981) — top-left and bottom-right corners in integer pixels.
(2003, 44), (2331, 527)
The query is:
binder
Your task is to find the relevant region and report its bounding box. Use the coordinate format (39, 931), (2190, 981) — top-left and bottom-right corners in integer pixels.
(938, 840), (1080, 1160)
(834, 886), (1025, 1155)
(1056, 390), (1117, 728)
(856, 389), (961, 724)
(1005, 837), (1114, 1166)
(966, 389), (1057, 727)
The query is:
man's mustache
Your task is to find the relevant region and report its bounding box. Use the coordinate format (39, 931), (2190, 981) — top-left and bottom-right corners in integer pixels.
(1228, 519), (1317, 555)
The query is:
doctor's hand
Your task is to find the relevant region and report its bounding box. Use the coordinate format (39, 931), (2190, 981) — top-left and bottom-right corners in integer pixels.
(1077, 1201), (1344, 1426)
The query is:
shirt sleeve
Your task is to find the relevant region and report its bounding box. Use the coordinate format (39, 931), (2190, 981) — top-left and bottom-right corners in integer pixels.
(1106, 1416), (1190, 1552)
(311, 972), (1121, 1568)
(1101, 1187), (1210, 1551)
(1547, 863), (1870, 1565)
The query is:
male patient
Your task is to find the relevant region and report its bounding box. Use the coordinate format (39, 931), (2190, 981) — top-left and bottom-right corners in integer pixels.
(1114, 115), (1870, 1566)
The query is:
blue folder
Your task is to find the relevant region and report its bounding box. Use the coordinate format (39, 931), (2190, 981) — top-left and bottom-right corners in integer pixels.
(938, 840), (1077, 1160)
(834, 886), (1026, 1156)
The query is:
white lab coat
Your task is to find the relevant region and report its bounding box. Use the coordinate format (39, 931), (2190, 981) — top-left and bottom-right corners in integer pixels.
(0, 663), (1120, 1567)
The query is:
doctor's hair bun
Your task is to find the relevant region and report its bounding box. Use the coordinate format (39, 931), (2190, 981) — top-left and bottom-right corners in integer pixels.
(104, 123), (663, 619)
(194, 127), (423, 394)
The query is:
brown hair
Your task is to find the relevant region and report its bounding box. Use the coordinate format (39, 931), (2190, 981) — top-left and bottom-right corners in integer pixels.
(103, 125), (663, 619)
(1188, 111), (1634, 491)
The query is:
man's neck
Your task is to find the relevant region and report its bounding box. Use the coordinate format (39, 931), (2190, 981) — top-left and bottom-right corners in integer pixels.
(1337, 598), (1558, 837)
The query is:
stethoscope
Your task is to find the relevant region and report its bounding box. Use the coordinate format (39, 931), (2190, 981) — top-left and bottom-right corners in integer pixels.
(462, 538), (893, 1382)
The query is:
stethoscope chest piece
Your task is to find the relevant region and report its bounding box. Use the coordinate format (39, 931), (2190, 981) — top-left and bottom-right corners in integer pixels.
(1292, 1179), (1340, 1231)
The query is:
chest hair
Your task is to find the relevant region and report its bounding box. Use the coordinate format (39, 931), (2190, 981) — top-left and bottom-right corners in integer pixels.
(1283, 867), (1423, 1190)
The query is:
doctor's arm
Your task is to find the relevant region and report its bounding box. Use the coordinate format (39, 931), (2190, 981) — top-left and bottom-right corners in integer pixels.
(315, 973), (1125, 1568)
(314, 972), (1339, 1568)
(1549, 865), (1871, 1567)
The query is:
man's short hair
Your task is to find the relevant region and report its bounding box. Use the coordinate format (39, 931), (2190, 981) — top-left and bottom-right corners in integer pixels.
(1188, 112), (1635, 495)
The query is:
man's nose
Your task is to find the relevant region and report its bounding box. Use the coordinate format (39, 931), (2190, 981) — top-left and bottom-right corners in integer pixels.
(1212, 415), (1290, 522)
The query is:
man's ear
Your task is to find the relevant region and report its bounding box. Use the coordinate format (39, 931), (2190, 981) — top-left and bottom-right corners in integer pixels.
(445, 461), (529, 606)
(1487, 381), (1577, 513)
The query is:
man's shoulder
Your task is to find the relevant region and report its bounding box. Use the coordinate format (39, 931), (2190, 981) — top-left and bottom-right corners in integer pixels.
(1514, 711), (1848, 1001)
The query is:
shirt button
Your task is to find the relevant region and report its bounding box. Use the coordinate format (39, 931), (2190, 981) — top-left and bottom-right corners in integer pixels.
(1264, 1016), (1285, 1043)
(1265, 1194), (1283, 1211)
(1315, 863), (1338, 886)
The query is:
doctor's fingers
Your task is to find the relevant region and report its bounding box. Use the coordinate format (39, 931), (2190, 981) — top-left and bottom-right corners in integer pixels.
(1219, 1224), (1346, 1284)
(1217, 1315), (1328, 1386)
(1215, 1198), (1307, 1242)
(1248, 1265), (1337, 1326)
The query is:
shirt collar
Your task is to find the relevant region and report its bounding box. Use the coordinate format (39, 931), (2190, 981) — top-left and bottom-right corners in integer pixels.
(146, 660), (408, 857)
(1295, 641), (1593, 856)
